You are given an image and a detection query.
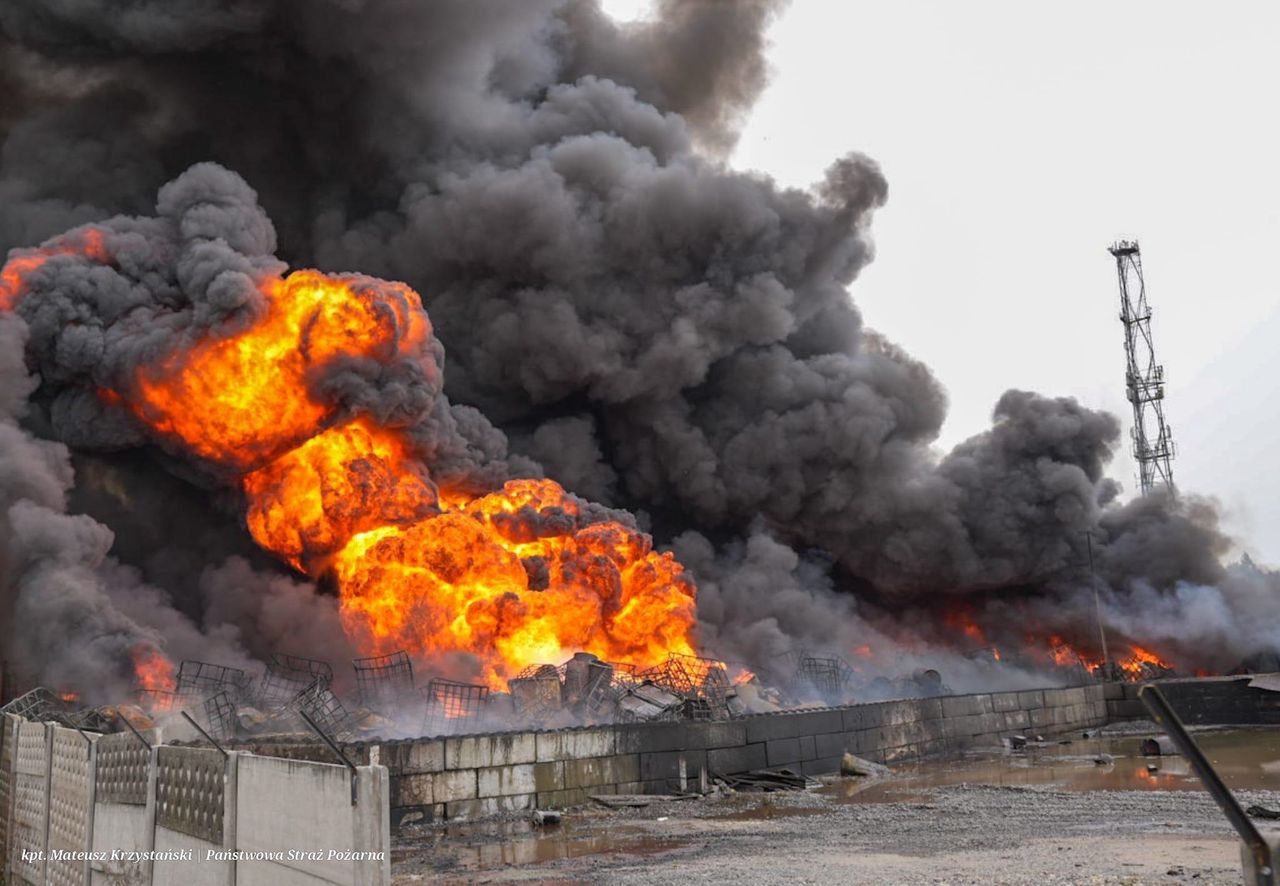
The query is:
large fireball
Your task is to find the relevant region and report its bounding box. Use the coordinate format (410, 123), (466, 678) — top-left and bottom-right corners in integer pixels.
(1, 233), (698, 689)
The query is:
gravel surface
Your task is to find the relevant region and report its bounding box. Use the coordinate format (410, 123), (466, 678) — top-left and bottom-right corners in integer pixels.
(392, 780), (1280, 885)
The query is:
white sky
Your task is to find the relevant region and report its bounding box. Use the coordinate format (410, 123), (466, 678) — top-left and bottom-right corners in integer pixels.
(604, 1), (1280, 566)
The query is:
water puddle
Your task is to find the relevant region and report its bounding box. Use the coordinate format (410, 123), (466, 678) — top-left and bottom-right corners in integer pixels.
(710, 802), (829, 821)
(395, 818), (690, 872)
(824, 727), (1280, 803)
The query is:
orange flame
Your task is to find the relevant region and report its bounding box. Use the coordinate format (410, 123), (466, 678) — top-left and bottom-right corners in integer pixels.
(944, 606), (988, 646)
(133, 270), (432, 472)
(0, 229), (108, 310)
(131, 645), (177, 692)
(3, 239), (697, 690)
(1113, 643), (1174, 678)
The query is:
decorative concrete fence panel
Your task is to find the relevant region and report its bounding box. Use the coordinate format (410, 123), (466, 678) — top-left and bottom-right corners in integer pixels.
(11, 719), (52, 885)
(91, 730), (160, 886)
(47, 725), (98, 886)
(234, 755), (391, 886)
(0, 713), (19, 874)
(152, 746), (236, 886)
(0, 721), (392, 886)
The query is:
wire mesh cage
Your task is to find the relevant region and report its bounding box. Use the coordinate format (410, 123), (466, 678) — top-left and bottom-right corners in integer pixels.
(0, 687), (64, 722)
(176, 660), (252, 703)
(286, 679), (354, 738)
(203, 690), (239, 741)
(136, 689), (178, 713)
(607, 662), (641, 689)
(352, 651), (414, 710)
(259, 653), (334, 708)
(60, 704), (110, 732)
(797, 655), (854, 699)
(638, 654), (731, 705)
(678, 697), (716, 720)
(422, 679), (489, 735)
(508, 664), (563, 724)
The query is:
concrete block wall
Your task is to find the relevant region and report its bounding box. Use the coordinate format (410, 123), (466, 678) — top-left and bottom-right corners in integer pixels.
(0, 721), (391, 886)
(377, 683), (1111, 824)
(1106, 675), (1280, 724)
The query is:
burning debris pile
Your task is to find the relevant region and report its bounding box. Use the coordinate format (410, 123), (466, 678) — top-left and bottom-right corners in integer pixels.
(2, 0), (1280, 718)
(0, 644), (892, 743)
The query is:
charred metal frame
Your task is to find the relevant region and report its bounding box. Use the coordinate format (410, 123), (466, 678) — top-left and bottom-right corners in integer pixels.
(509, 665), (563, 724)
(285, 679), (354, 738)
(638, 654), (731, 711)
(176, 660), (251, 702)
(259, 653), (334, 707)
(203, 690), (239, 742)
(353, 651), (414, 709)
(423, 679), (489, 733)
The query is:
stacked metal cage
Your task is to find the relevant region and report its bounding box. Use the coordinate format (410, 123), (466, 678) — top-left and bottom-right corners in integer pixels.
(0, 687), (64, 722)
(422, 679), (489, 735)
(176, 660), (252, 703)
(284, 679), (354, 739)
(353, 651), (415, 711)
(509, 664), (563, 724)
(637, 653), (732, 716)
(203, 691), (240, 741)
(797, 655), (854, 700)
(258, 653), (335, 707)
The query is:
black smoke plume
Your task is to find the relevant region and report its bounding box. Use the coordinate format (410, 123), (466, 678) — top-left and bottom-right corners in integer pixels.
(2, 0), (1277, 694)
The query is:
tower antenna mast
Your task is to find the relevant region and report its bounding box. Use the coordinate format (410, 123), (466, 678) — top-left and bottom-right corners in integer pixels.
(1109, 240), (1175, 494)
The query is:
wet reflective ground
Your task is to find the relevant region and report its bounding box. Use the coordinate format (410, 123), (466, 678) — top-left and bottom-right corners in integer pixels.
(826, 726), (1280, 803)
(393, 727), (1280, 877)
(393, 817), (691, 875)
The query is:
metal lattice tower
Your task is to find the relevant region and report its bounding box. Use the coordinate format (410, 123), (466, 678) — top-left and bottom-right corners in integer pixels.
(1109, 240), (1175, 494)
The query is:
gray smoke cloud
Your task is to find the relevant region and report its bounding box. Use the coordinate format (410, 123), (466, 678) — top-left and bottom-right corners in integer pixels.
(0, 310), (200, 699)
(2, 0), (1277, 693)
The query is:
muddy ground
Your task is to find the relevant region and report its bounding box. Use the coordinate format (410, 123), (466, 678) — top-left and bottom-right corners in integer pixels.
(392, 727), (1280, 885)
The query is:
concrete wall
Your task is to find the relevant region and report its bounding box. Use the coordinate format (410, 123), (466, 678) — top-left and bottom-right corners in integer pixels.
(153, 746), (235, 886)
(0, 722), (390, 886)
(47, 727), (97, 886)
(236, 755), (390, 886)
(91, 729), (160, 886)
(375, 683), (1112, 824)
(11, 720), (51, 885)
(0, 713), (18, 876)
(1105, 675), (1280, 724)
